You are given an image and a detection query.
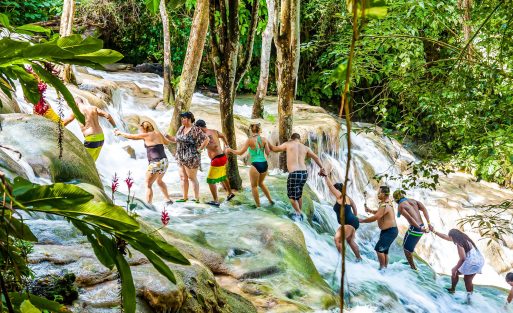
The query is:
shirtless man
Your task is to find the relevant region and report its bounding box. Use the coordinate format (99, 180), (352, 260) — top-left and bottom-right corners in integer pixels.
(393, 190), (433, 270)
(195, 120), (235, 206)
(359, 186), (398, 270)
(63, 97), (117, 161)
(269, 133), (325, 219)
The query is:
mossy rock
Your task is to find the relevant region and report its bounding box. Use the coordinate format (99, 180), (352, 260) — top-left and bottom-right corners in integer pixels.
(0, 114), (102, 187)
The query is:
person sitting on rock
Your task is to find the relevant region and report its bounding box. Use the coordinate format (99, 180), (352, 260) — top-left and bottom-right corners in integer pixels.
(393, 189), (432, 271)
(115, 121), (173, 205)
(359, 186), (398, 270)
(323, 175), (362, 261)
(64, 97), (117, 161)
(195, 119), (235, 206)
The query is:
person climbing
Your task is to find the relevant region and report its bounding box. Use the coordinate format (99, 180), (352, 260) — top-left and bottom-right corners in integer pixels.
(323, 175), (362, 261)
(195, 119), (235, 206)
(226, 123), (273, 208)
(505, 273), (513, 306)
(114, 121), (173, 205)
(268, 133), (326, 220)
(64, 97), (117, 161)
(432, 228), (484, 304)
(393, 189), (433, 270)
(166, 112), (209, 203)
(359, 186), (398, 270)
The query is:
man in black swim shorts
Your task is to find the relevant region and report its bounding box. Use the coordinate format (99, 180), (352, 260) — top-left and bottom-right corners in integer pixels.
(269, 133), (325, 220)
(360, 186), (398, 270)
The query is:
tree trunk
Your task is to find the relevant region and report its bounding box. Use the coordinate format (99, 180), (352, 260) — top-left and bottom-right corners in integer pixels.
(458, 0), (473, 58)
(170, 0), (210, 135)
(160, 0), (175, 106)
(252, 0), (275, 119)
(274, 0), (299, 171)
(59, 0), (76, 83)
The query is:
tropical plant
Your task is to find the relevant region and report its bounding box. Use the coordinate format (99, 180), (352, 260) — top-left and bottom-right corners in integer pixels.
(0, 13), (123, 124)
(0, 171), (189, 313)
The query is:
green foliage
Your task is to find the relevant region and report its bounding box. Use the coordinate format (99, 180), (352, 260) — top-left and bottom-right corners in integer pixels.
(374, 161), (453, 191)
(0, 174), (189, 313)
(0, 0), (62, 25)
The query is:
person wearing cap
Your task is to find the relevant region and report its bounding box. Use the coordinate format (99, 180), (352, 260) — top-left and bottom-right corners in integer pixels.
(168, 112), (209, 203)
(195, 119), (235, 206)
(393, 189), (432, 270)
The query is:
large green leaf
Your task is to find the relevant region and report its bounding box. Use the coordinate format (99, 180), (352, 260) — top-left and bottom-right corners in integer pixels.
(58, 35), (104, 55)
(0, 38), (30, 62)
(123, 231), (189, 265)
(71, 221), (116, 269)
(16, 24), (51, 36)
(74, 49), (124, 65)
(15, 182), (93, 207)
(9, 293), (70, 313)
(145, 0), (160, 13)
(346, 0), (388, 19)
(20, 300), (41, 313)
(130, 241), (176, 283)
(115, 253), (136, 313)
(0, 13), (10, 28)
(22, 42), (74, 60)
(7, 217), (38, 242)
(30, 63), (86, 124)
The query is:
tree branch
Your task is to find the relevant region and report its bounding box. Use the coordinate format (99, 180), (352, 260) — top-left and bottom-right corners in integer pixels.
(235, 0), (260, 86)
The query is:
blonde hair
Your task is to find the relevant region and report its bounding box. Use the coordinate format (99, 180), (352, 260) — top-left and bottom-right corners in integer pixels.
(140, 121), (154, 132)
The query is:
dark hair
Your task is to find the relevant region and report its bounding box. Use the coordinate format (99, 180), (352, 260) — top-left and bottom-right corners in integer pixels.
(448, 229), (477, 253)
(180, 111), (195, 123)
(379, 186), (390, 195)
(250, 123), (261, 134)
(195, 119), (206, 128)
(334, 183), (344, 192)
(506, 273), (513, 282)
(140, 121), (154, 132)
(291, 133), (301, 140)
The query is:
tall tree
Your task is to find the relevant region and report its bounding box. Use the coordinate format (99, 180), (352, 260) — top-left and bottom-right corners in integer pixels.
(209, 0), (260, 189)
(160, 0), (175, 105)
(169, 0), (210, 134)
(59, 0), (76, 83)
(458, 0), (473, 58)
(274, 0), (300, 170)
(252, 0), (276, 119)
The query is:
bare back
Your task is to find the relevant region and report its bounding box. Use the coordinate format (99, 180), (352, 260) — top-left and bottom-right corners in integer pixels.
(285, 141), (309, 172)
(79, 106), (103, 137)
(143, 131), (168, 146)
(205, 129), (223, 158)
(377, 202), (397, 230)
(399, 199), (423, 226)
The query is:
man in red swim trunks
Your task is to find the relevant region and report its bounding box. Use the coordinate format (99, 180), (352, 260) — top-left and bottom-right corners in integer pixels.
(196, 120), (235, 206)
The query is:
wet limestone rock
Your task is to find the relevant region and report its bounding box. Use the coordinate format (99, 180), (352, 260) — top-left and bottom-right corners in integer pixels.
(0, 114), (102, 188)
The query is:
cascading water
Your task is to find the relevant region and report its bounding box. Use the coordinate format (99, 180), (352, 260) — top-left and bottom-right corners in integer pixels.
(10, 67), (513, 312)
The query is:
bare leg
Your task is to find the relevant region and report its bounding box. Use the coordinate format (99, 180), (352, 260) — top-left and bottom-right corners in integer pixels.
(179, 165), (189, 200)
(249, 166), (260, 207)
(334, 227), (343, 252)
(221, 179), (232, 195)
(289, 198), (301, 213)
(185, 166), (199, 200)
(208, 183), (218, 202)
(156, 173), (171, 201)
(385, 254), (389, 268)
(377, 252), (386, 269)
(145, 172), (158, 204)
(463, 274), (476, 293)
(298, 197), (303, 211)
(404, 249), (417, 270)
(257, 171), (273, 203)
(449, 270), (460, 292)
(346, 227), (362, 260)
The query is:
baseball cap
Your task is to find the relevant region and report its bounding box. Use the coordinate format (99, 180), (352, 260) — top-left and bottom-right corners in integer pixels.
(195, 119), (207, 128)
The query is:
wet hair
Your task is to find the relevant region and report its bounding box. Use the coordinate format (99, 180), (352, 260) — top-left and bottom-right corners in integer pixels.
(448, 229), (477, 253)
(140, 121), (154, 132)
(250, 123), (261, 134)
(506, 273), (513, 282)
(291, 133), (301, 140)
(379, 186), (390, 195)
(393, 189), (406, 201)
(334, 182), (344, 192)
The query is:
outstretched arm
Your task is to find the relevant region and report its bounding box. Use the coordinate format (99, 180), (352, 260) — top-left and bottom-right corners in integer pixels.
(307, 148), (324, 170)
(62, 114), (75, 126)
(349, 197), (358, 216)
(96, 108), (117, 128)
(433, 230), (452, 241)
(360, 205), (385, 223)
(268, 142), (287, 153)
(164, 134), (177, 143)
(324, 176), (342, 199)
(507, 288), (513, 304)
(227, 140), (250, 155)
(418, 201), (432, 230)
(115, 130), (146, 140)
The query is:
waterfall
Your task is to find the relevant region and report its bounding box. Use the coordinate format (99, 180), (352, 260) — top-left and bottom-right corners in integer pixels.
(9, 68), (513, 312)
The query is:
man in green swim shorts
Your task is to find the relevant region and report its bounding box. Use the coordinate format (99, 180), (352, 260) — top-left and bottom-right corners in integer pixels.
(64, 97), (117, 161)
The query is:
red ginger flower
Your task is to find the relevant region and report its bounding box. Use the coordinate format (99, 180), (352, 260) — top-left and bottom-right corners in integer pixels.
(111, 173), (119, 200)
(161, 209), (170, 226)
(125, 172), (134, 193)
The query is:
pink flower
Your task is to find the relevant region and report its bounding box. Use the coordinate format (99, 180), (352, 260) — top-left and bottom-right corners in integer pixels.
(161, 209), (170, 226)
(111, 173), (119, 200)
(125, 172), (134, 193)
(33, 98), (49, 115)
(37, 81), (47, 94)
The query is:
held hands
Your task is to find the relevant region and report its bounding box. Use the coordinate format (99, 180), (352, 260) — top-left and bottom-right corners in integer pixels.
(114, 129), (121, 136)
(428, 224), (434, 232)
(318, 168), (327, 177)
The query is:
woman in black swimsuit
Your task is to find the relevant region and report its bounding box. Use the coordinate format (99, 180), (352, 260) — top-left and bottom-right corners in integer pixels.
(226, 123), (274, 207)
(115, 121), (173, 204)
(323, 175), (362, 261)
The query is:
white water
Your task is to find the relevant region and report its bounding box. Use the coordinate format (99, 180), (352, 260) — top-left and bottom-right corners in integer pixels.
(12, 68), (513, 312)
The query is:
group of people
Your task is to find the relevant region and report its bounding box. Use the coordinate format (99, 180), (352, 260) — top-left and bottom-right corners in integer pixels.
(62, 97), (509, 305)
(328, 183), (487, 303)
